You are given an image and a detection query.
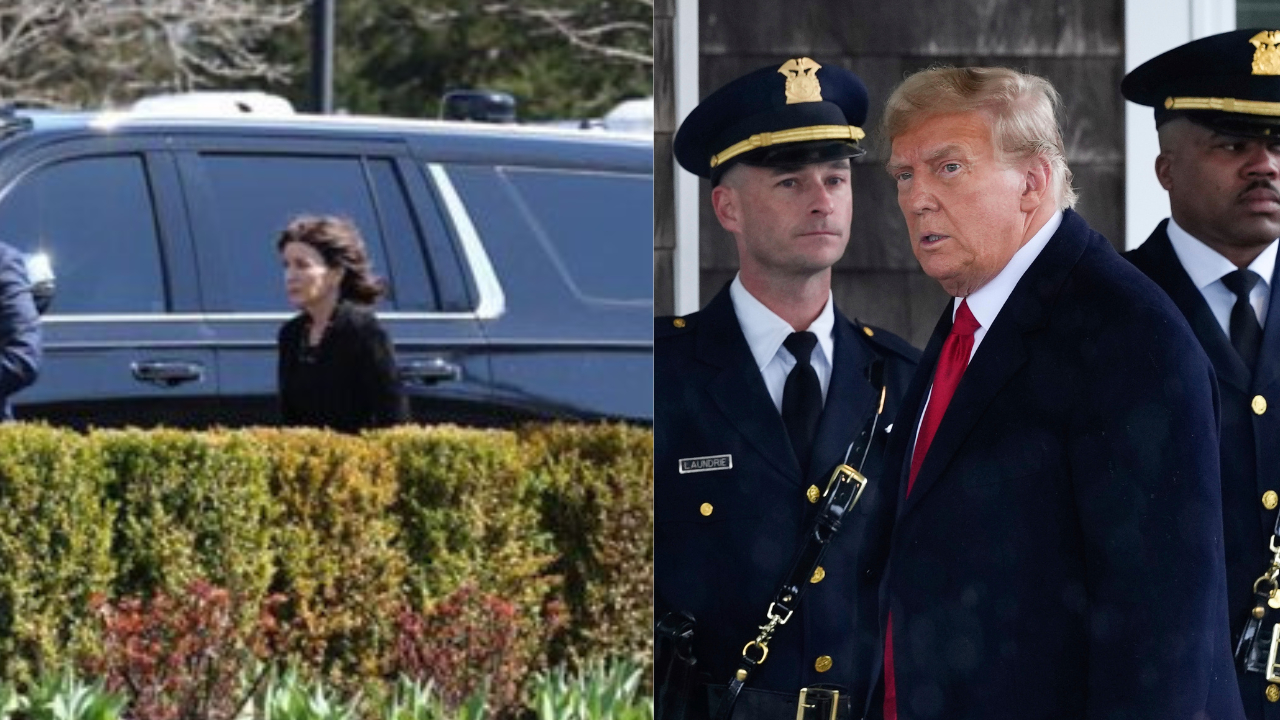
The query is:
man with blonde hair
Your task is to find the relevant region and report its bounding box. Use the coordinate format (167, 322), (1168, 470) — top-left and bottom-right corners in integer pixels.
(876, 66), (1241, 720)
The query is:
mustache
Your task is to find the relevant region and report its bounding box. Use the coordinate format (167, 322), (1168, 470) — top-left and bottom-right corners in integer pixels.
(1239, 180), (1280, 201)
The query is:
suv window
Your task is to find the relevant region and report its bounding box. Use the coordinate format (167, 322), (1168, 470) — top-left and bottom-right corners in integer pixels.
(198, 154), (396, 312)
(0, 154), (167, 313)
(498, 167), (652, 303)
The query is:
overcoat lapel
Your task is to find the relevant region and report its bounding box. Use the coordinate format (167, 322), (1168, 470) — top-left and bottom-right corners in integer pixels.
(900, 210), (1089, 517)
(696, 287), (801, 483)
(805, 309), (877, 487)
(1132, 223), (1251, 393)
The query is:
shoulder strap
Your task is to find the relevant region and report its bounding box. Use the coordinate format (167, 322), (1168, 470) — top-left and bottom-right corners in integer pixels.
(714, 364), (887, 720)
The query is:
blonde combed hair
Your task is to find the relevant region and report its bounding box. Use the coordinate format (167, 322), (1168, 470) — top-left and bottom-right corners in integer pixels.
(881, 66), (1078, 210)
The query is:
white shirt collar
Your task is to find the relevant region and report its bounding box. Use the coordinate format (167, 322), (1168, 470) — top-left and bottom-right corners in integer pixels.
(958, 210), (1064, 330)
(1167, 216), (1277, 291)
(730, 274), (835, 371)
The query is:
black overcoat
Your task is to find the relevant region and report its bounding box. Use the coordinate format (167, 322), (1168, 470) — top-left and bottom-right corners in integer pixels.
(879, 210), (1242, 720)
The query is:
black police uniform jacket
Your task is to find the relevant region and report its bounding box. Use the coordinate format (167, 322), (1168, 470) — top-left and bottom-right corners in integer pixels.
(879, 210), (1242, 720)
(1128, 220), (1280, 720)
(655, 284), (920, 714)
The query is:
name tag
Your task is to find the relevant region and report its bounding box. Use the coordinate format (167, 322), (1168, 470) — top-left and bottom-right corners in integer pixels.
(679, 454), (733, 474)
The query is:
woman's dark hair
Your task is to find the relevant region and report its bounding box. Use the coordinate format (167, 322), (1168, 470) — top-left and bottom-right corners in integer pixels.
(276, 215), (385, 304)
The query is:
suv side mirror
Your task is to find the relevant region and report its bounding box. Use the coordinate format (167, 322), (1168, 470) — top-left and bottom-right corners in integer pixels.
(24, 251), (54, 315)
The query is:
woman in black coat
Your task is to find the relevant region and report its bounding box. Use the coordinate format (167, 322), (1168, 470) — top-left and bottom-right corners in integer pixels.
(276, 216), (408, 432)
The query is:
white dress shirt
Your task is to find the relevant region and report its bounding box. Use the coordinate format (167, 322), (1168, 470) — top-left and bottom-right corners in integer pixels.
(730, 274), (835, 413)
(959, 210), (1063, 358)
(913, 211), (1063, 448)
(1166, 217), (1276, 334)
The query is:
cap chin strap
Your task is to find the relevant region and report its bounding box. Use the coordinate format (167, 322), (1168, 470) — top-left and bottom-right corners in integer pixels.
(710, 124), (865, 169)
(1165, 95), (1280, 117)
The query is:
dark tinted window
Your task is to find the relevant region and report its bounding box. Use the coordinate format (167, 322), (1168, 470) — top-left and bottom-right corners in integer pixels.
(0, 154), (166, 313)
(498, 167), (652, 302)
(367, 160), (436, 311)
(199, 154), (393, 312)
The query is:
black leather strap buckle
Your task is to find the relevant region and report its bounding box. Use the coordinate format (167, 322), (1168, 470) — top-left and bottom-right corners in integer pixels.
(823, 464), (867, 513)
(796, 685), (842, 720)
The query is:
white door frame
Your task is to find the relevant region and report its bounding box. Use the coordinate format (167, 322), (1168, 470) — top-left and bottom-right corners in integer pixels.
(1125, 0), (1236, 249)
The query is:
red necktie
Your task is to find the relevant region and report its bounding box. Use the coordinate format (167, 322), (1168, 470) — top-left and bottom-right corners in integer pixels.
(884, 298), (980, 720)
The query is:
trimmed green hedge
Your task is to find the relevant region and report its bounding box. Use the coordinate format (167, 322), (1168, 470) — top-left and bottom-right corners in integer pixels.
(0, 423), (652, 688)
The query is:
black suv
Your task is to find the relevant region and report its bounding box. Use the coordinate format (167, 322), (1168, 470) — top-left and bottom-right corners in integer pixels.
(0, 99), (653, 428)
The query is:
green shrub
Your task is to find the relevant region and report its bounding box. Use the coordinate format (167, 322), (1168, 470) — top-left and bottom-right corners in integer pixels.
(0, 426), (113, 683)
(97, 430), (274, 604)
(379, 426), (559, 695)
(524, 425), (652, 671)
(260, 429), (406, 682)
(0, 423), (652, 696)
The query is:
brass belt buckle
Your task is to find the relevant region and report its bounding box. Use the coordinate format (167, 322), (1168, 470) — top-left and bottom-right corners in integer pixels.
(795, 686), (840, 720)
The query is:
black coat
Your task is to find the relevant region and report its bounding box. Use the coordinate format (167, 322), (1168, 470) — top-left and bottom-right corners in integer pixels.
(1127, 222), (1280, 720)
(0, 241), (39, 420)
(655, 284), (920, 716)
(277, 301), (407, 432)
(879, 210), (1242, 720)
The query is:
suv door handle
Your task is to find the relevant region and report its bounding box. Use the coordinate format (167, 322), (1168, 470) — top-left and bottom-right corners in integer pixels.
(399, 358), (463, 385)
(131, 361), (205, 388)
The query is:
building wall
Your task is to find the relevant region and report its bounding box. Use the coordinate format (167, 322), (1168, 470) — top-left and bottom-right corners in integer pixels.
(654, 0), (676, 317)
(656, 0), (1126, 349)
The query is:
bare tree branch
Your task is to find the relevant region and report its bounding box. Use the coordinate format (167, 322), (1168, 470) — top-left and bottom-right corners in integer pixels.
(411, 0), (653, 66)
(0, 0), (304, 107)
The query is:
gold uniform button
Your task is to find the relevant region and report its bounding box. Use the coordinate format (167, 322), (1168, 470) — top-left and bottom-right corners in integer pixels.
(699, 503), (713, 516)
(673, 318), (686, 328)
(1255, 395), (1268, 415)
(862, 326), (875, 337)
(810, 566), (825, 584)
(1268, 683), (1280, 703)
(815, 655), (832, 672)
(1266, 491), (1279, 511)
(806, 485), (820, 503)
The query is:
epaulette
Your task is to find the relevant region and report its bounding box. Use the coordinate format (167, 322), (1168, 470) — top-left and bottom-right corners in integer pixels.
(656, 312), (698, 340)
(851, 318), (922, 362)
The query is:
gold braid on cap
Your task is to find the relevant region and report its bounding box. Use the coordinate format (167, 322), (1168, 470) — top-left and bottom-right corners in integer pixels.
(1164, 96), (1280, 117)
(709, 125), (866, 169)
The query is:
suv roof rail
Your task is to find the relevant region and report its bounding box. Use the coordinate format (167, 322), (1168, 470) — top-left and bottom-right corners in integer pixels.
(129, 91), (295, 117)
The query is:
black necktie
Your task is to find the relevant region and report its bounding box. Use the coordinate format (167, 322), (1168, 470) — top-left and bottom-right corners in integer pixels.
(782, 331), (822, 477)
(1221, 269), (1263, 372)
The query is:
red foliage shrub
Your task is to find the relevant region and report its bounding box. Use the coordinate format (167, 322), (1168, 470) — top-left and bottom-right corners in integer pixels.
(82, 580), (288, 720)
(393, 585), (540, 716)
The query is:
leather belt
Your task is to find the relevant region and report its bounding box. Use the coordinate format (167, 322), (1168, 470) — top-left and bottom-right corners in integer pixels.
(706, 684), (856, 720)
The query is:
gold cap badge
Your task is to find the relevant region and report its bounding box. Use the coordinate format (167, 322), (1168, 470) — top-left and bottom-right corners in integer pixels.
(1251, 31), (1280, 75)
(778, 58), (823, 104)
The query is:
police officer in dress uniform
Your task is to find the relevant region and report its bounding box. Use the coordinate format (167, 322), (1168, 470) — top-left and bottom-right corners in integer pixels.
(1124, 30), (1280, 720)
(655, 59), (920, 720)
